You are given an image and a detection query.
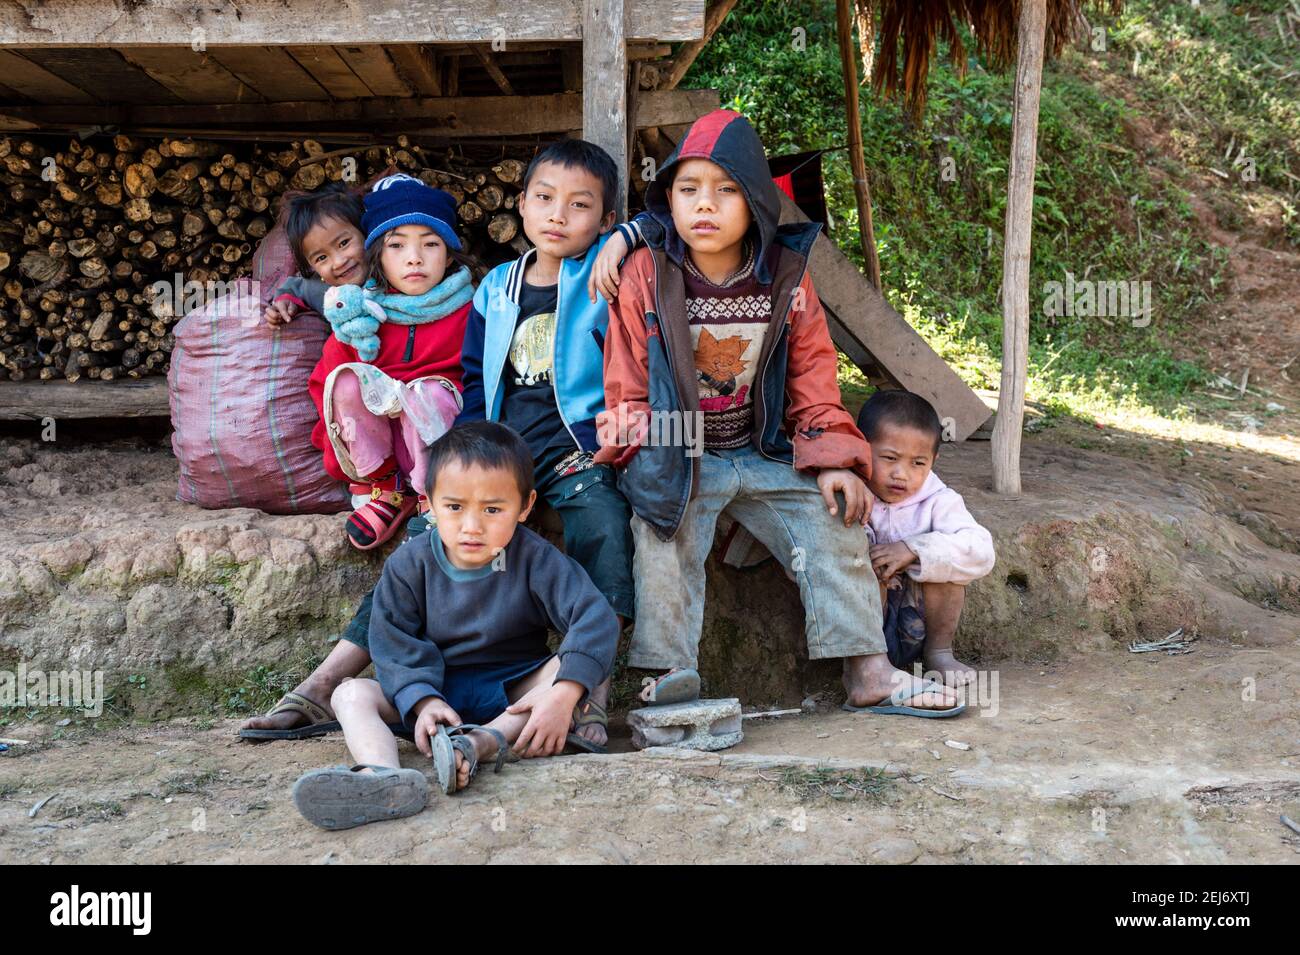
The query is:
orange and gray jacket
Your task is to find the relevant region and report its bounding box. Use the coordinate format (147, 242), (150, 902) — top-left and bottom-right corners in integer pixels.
(596, 109), (873, 541)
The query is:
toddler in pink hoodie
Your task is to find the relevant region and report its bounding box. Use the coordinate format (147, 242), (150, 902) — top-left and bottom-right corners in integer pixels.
(857, 390), (996, 687)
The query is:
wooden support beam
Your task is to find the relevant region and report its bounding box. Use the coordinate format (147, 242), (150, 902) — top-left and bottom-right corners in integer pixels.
(0, 49), (97, 103)
(0, 379), (170, 420)
(470, 45), (515, 96)
(0, 89), (721, 138)
(991, 0), (1047, 495)
(0, 1), (707, 45)
(560, 45), (583, 93)
(208, 47), (331, 101)
(18, 47), (183, 104)
(444, 55), (460, 97)
(285, 46), (372, 99)
(660, 0), (737, 89)
(584, 0), (629, 220)
(385, 45), (442, 96)
(116, 46), (261, 104)
(336, 46), (414, 98)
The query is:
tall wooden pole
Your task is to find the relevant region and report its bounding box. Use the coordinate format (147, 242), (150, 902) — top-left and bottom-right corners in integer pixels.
(584, 0), (628, 221)
(991, 0), (1047, 495)
(834, 0), (881, 289)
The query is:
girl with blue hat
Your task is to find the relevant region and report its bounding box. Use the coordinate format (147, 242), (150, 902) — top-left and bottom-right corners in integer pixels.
(283, 173), (477, 549)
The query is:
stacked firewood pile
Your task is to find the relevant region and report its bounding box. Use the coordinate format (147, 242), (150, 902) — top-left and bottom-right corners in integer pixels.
(0, 134), (532, 382)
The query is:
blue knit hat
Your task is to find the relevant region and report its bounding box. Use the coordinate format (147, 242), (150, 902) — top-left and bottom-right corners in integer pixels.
(362, 173), (462, 251)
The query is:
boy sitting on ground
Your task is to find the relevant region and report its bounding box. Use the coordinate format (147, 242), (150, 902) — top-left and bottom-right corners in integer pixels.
(291, 421), (619, 830)
(858, 390), (996, 686)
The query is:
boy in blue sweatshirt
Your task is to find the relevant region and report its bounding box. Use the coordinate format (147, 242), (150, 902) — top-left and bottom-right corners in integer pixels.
(457, 139), (660, 748)
(292, 422), (619, 830)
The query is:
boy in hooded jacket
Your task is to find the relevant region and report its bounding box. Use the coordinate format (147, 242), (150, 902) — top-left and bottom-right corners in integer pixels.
(595, 109), (964, 720)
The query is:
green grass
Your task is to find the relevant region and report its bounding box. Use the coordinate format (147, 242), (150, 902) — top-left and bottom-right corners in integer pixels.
(684, 0), (1296, 424)
(768, 765), (893, 802)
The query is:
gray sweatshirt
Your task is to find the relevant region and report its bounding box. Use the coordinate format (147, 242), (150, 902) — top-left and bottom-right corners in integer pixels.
(369, 525), (619, 726)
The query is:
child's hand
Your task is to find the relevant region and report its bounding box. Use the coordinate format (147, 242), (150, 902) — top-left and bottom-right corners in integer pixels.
(870, 541), (917, 582)
(410, 696), (463, 758)
(816, 468), (872, 526)
(264, 299), (299, 326)
(588, 230), (629, 303)
(506, 679), (583, 757)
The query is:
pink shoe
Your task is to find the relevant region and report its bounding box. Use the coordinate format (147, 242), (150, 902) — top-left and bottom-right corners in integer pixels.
(346, 485), (417, 550)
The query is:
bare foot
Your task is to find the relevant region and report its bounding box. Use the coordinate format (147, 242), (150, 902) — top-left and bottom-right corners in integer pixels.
(450, 730), (501, 792)
(923, 649), (978, 687)
(842, 655), (959, 711)
(572, 680), (610, 748)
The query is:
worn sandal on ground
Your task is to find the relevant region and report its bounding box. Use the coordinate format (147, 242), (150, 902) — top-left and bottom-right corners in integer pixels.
(564, 699), (609, 755)
(347, 487), (417, 550)
(841, 679), (966, 719)
(239, 691), (340, 741)
(638, 668), (701, 707)
(292, 764), (429, 830)
(430, 724), (511, 794)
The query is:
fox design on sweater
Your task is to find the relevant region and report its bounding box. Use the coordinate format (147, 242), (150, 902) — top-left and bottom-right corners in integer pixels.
(694, 327), (753, 406)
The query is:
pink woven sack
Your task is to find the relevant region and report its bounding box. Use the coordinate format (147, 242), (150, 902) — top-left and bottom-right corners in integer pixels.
(168, 227), (348, 513)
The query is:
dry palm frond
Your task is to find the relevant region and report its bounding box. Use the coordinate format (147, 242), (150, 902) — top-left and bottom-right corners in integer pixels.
(858, 0), (1124, 115)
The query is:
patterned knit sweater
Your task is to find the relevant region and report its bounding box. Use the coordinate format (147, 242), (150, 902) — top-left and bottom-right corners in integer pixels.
(683, 240), (772, 450)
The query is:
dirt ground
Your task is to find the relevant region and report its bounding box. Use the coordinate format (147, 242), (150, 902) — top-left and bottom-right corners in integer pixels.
(2, 647), (1297, 864)
(3, 70), (1298, 866)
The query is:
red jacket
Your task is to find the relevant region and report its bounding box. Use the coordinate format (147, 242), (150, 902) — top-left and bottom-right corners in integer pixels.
(308, 303), (470, 481)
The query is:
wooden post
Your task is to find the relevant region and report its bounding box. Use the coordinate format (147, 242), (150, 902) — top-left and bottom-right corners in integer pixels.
(584, 0), (629, 220)
(991, 0), (1047, 495)
(834, 0), (881, 289)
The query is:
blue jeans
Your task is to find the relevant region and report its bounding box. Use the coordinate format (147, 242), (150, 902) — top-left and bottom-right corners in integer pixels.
(628, 446), (886, 669)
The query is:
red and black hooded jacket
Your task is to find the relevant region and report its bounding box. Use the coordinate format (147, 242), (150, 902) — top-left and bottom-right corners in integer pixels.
(595, 108), (872, 541)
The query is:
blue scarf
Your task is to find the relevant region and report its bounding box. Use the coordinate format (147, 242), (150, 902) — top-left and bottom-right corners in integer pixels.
(365, 266), (474, 324)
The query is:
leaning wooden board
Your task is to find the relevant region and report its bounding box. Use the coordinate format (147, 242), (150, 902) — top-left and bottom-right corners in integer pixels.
(777, 191), (991, 440)
(0, 379), (170, 420)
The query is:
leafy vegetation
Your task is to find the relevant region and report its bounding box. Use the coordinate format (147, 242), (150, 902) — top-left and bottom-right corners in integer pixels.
(685, 0), (1296, 423)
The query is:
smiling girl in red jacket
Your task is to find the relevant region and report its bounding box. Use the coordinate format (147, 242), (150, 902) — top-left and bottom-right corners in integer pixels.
(277, 174), (474, 549)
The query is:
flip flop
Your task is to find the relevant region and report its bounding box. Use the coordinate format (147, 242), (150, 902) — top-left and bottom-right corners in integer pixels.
(639, 668), (701, 706)
(841, 679), (966, 718)
(292, 764), (429, 830)
(430, 724), (511, 794)
(239, 691), (340, 741)
(564, 699), (609, 754)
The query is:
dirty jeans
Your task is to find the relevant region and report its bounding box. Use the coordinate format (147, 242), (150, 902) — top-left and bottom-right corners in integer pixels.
(628, 445), (886, 669)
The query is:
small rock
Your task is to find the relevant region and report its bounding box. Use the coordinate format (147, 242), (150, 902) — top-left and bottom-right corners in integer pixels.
(930, 750), (942, 760)
(1266, 402), (1285, 412)
(944, 740), (971, 751)
(864, 836), (920, 865)
(815, 732), (830, 739)
(55, 718), (71, 727)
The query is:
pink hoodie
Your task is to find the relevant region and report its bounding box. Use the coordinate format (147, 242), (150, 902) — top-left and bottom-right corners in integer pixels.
(867, 472), (996, 585)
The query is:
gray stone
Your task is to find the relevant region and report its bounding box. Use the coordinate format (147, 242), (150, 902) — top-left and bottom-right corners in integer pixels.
(627, 698), (743, 752)
(864, 836), (921, 865)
